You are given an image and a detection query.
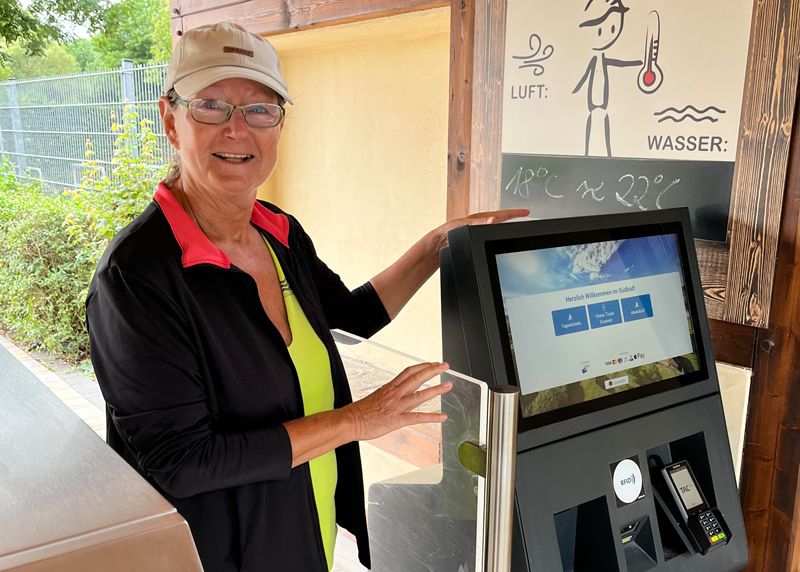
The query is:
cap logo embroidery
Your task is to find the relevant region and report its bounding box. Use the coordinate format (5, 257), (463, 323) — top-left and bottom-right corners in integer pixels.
(223, 46), (254, 57)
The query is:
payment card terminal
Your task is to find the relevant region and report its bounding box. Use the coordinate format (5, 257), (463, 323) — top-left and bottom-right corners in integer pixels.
(661, 460), (732, 554)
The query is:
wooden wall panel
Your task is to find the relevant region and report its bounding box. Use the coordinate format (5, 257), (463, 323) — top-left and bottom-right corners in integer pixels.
(739, 80), (800, 572)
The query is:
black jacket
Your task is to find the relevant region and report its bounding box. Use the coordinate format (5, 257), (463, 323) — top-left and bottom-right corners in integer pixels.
(86, 184), (390, 571)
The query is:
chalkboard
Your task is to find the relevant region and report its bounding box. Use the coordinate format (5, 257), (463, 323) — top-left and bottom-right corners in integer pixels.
(500, 154), (732, 242)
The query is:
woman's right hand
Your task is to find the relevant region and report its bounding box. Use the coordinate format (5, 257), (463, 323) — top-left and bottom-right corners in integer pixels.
(345, 362), (452, 441)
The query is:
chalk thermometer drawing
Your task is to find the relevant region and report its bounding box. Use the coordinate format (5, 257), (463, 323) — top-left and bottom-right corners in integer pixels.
(637, 11), (664, 93)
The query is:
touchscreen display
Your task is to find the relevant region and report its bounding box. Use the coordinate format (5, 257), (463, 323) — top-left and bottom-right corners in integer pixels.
(669, 466), (705, 511)
(495, 233), (701, 419)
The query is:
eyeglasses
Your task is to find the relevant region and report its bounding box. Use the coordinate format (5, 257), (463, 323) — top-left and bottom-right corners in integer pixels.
(176, 97), (285, 128)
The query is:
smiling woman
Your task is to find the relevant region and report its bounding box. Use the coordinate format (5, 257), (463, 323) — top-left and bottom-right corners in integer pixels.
(84, 18), (524, 572)
(160, 76), (284, 210)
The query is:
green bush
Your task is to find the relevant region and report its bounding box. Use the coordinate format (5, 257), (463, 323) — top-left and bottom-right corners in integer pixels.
(0, 107), (167, 362)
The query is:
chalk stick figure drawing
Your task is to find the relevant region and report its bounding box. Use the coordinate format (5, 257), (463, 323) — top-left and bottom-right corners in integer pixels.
(572, 1), (663, 157)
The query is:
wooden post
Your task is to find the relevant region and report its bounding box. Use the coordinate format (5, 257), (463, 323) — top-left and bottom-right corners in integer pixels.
(723, 0), (800, 327)
(739, 78), (800, 571)
(446, 0), (505, 219)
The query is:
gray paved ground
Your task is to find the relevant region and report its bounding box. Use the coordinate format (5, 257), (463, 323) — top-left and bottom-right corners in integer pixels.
(28, 349), (106, 411)
(0, 336), (106, 437)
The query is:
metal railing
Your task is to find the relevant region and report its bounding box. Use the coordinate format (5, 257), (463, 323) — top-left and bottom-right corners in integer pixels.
(0, 60), (173, 190)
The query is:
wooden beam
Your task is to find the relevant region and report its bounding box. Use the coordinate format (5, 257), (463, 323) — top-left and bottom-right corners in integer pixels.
(466, 0), (505, 214)
(739, 71), (800, 571)
(699, 241), (730, 321)
(170, 0), (447, 36)
(724, 0), (800, 326)
(445, 0), (506, 218)
(446, 0), (474, 220)
(174, 0), (243, 15)
(708, 319), (757, 369)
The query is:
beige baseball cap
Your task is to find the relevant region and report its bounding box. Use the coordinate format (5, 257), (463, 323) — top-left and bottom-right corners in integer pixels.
(165, 21), (292, 104)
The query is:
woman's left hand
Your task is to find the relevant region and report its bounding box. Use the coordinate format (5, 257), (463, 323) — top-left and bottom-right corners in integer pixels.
(432, 208), (530, 250)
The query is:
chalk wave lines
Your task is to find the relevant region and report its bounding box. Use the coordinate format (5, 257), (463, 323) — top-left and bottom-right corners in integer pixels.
(653, 105), (726, 124)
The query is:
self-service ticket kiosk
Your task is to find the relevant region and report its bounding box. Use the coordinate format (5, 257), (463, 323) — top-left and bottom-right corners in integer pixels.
(440, 208), (748, 571)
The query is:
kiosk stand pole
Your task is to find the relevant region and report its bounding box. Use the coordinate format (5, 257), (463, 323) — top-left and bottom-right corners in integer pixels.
(485, 385), (520, 572)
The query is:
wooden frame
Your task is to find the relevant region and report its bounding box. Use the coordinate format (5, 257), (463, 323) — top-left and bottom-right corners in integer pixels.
(169, 0), (447, 42)
(448, 0), (800, 328)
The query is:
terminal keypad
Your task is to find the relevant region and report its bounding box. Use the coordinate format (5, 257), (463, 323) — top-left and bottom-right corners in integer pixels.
(699, 510), (725, 544)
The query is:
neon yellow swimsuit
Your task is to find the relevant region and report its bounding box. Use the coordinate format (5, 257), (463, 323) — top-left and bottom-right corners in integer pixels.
(266, 239), (338, 570)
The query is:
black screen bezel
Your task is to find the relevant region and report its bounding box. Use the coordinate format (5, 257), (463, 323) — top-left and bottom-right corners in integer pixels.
(485, 222), (709, 432)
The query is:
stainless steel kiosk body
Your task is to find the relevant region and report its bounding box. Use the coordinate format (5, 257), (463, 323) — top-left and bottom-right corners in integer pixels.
(440, 209), (748, 572)
(0, 344), (202, 571)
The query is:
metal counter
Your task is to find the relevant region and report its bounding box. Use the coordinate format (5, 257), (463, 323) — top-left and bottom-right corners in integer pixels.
(0, 346), (202, 571)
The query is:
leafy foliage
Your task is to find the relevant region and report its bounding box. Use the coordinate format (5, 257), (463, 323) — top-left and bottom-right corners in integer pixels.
(0, 0), (104, 58)
(0, 107), (166, 361)
(0, 42), (80, 81)
(0, 0), (171, 78)
(148, 0), (173, 62)
(65, 107), (166, 256)
(0, 164), (93, 358)
(64, 37), (104, 72)
(89, 0), (171, 69)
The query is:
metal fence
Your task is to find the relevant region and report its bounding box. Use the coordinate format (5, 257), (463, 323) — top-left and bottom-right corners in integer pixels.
(0, 60), (173, 190)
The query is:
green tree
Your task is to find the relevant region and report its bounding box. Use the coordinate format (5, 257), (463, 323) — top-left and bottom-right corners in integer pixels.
(0, 0), (104, 58)
(0, 42), (80, 81)
(64, 37), (104, 72)
(148, 0), (173, 62)
(0, 0), (169, 78)
(92, 0), (171, 68)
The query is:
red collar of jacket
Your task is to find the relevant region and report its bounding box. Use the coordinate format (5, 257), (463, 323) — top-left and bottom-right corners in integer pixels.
(153, 182), (290, 269)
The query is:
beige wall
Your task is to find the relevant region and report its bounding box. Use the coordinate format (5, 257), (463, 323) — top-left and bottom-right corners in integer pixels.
(260, 8), (451, 361)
